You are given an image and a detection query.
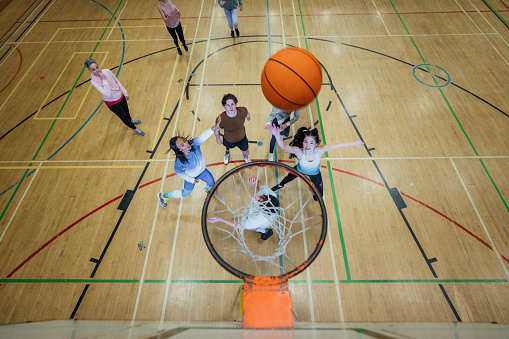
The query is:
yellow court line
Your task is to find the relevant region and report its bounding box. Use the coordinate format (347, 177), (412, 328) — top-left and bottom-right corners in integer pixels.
(33, 52), (108, 120)
(0, 165), (146, 170)
(0, 29), (59, 113)
(58, 25), (170, 30)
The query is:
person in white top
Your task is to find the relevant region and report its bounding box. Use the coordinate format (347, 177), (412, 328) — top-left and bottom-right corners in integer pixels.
(266, 125), (364, 199)
(208, 176), (278, 240)
(85, 58), (144, 136)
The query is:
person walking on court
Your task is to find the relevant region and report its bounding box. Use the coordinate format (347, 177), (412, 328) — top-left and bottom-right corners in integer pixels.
(157, 118), (221, 207)
(158, 0), (187, 55)
(217, 0), (242, 38)
(266, 105), (301, 161)
(266, 125), (364, 199)
(214, 93), (251, 164)
(85, 58), (144, 136)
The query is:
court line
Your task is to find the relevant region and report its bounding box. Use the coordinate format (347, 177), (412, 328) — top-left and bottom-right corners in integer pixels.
(451, 159), (509, 281)
(467, 0), (509, 49)
(0, 42), (22, 94)
(16, 9), (509, 24)
(456, 0), (509, 67)
(0, 0), (125, 225)
(370, 0), (390, 35)
(0, 0), (40, 41)
(106, 0), (129, 41)
(3, 162), (507, 283)
(2, 278), (504, 283)
(482, 0), (509, 28)
(0, 165), (145, 169)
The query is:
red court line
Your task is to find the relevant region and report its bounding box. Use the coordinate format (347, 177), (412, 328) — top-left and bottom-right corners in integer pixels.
(0, 0), (39, 41)
(4, 161), (508, 279)
(18, 10), (509, 24)
(0, 42), (22, 94)
(500, 0), (509, 11)
(327, 166), (509, 264)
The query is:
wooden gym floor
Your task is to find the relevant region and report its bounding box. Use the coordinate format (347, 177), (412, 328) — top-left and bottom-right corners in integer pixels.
(0, 0), (508, 326)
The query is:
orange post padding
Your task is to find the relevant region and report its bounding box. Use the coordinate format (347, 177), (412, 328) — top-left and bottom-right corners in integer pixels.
(242, 278), (293, 329)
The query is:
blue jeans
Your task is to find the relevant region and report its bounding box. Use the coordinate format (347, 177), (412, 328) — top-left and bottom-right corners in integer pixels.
(165, 169), (215, 198)
(223, 8), (238, 31)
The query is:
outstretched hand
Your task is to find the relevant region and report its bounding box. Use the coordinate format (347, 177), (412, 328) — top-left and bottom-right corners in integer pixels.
(247, 176), (258, 187)
(354, 140), (364, 147)
(212, 115), (221, 131)
(264, 124), (280, 136)
(208, 216), (224, 223)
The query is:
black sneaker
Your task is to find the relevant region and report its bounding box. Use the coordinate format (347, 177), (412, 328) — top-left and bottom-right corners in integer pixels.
(177, 47), (182, 55)
(261, 228), (273, 240)
(235, 28), (240, 37)
(231, 30), (235, 38)
(271, 184), (285, 192)
(183, 44), (188, 51)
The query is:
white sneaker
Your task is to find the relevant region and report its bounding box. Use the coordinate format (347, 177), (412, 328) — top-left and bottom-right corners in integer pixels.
(268, 153), (274, 161)
(244, 157), (251, 163)
(223, 151), (230, 165)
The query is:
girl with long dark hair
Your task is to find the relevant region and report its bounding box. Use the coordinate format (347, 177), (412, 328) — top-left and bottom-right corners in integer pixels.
(157, 118), (221, 207)
(266, 125), (364, 198)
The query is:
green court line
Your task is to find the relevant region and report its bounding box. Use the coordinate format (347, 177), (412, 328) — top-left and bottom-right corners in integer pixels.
(387, 0), (509, 215)
(1, 278), (505, 284)
(482, 0), (509, 27)
(340, 279), (508, 283)
(0, 0), (124, 224)
(297, 0), (351, 281)
(170, 280), (243, 283)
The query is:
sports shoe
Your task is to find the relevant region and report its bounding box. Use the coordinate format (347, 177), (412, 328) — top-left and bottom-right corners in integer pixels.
(131, 120), (141, 125)
(157, 193), (167, 208)
(231, 30), (235, 38)
(268, 153), (274, 161)
(204, 186), (212, 193)
(183, 44), (188, 52)
(134, 128), (144, 136)
(176, 47), (182, 55)
(223, 150), (230, 165)
(244, 157), (251, 163)
(235, 28), (240, 37)
(271, 184), (285, 192)
(261, 228), (273, 240)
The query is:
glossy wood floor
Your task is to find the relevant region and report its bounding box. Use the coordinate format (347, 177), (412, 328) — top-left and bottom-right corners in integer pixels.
(0, 0), (508, 326)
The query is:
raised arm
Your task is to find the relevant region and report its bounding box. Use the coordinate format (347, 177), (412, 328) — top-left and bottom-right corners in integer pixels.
(265, 124), (303, 158)
(214, 115), (223, 145)
(208, 216), (237, 228)
(317, 140), (364, 156)
(193, 116), (221, 147)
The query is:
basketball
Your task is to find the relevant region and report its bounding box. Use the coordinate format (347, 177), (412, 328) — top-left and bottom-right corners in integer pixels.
(261, 47), (322, 111)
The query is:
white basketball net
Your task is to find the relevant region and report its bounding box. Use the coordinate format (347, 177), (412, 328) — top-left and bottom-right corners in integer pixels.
(207, 167), (323, 276)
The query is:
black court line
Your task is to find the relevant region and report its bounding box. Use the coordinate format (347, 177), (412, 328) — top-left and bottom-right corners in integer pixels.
(320, 54), (462, 320)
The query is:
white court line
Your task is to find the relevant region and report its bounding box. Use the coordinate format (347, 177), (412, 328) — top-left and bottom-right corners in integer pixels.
(455, 0), (509, 67)
(159, 0), (214, 328)
(371, 0), (390, 35)
(106, 0), (129, 41)
(0, 165), (41, 244)
(466, 0), (509, 49)
(1, 155), (507, 165)
(450, 158), (509, 281)
(0, 0), (55, 70)
(11, 32), (499, 45)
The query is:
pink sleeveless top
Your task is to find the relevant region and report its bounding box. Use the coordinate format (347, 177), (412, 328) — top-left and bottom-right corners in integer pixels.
(159, 0), (180, 28)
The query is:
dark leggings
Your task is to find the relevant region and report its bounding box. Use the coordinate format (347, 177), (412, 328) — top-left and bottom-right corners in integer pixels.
(107, 96), (135, 129)
(280, 167), (324, 197)
(166, 23), (186, 47)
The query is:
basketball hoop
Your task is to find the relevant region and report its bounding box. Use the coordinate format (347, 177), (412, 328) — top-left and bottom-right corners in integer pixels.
(201, 161), (327, 329)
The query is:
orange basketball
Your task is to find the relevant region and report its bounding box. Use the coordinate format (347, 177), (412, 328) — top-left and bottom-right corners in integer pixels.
(261, 47), (322, 111)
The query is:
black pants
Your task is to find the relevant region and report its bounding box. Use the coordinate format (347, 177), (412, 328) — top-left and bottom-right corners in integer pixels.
(166, 23), (186, 47)
(107, 96), (135, 129)
(280, 166), (324, 197)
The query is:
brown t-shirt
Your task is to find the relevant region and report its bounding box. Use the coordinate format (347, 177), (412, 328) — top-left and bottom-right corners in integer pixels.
(218, 107), (249, 143)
